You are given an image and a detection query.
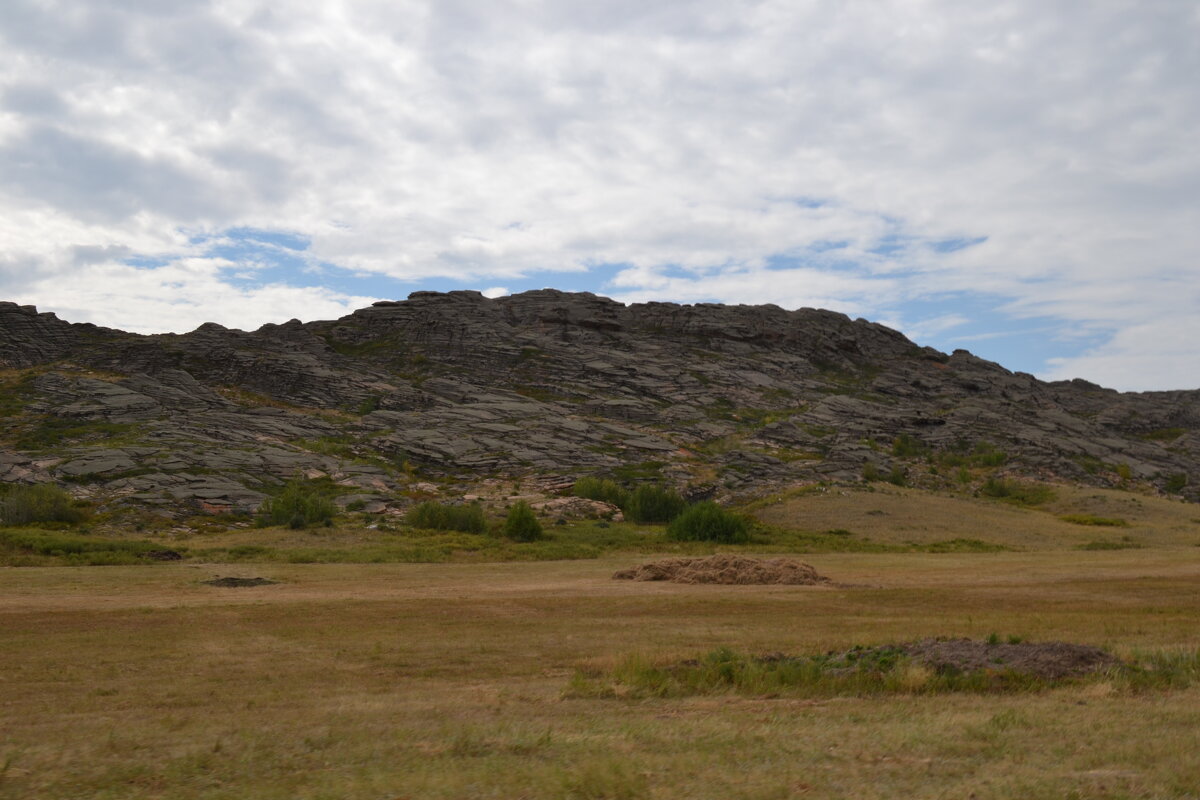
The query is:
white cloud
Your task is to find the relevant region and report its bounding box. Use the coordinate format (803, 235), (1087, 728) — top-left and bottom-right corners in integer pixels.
(10, 259), (378, 334)
(0, 1), (1196, 388)
(481, 286), (509, 299)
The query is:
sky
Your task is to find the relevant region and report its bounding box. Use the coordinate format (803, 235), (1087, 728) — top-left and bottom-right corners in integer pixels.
(1, 1), (1197, 392)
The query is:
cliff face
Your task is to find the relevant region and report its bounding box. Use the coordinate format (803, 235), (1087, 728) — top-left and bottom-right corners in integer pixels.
(1, 291), (1196, 515)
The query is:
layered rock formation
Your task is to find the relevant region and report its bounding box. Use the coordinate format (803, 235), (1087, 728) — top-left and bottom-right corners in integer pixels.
(1, 291), (1196, 515)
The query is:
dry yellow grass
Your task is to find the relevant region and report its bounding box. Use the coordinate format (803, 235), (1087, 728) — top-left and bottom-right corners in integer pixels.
(3, 548), (1200, 798)
(753, 483), (1200, 549)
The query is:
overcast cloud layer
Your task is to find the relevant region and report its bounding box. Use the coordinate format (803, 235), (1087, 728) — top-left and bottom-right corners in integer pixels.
(1, 1), (1197, 390)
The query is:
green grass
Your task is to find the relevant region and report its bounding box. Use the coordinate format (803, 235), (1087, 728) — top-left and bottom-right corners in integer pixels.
(12, 418), (139, 450)
(1139, 427), (1185, 442)
(1058, 514), (1130, 527)
(1077, 537), (1146, 551)
(0, 528), (177, 566)
(5, 552), (1200, 798)
(568, 645), (1200, 701)
(979, 477), (1056, 506)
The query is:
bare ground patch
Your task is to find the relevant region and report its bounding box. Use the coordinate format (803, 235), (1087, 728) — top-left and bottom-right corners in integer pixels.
(613, 554), (832, 585)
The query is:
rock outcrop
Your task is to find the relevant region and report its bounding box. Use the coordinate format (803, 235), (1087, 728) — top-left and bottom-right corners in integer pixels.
(1, 290), (1197, 515)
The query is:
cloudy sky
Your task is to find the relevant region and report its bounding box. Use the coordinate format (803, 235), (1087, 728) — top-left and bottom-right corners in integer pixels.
(1, 1), (1197, 391)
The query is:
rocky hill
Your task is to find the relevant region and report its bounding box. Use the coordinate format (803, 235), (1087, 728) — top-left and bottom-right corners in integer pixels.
(1, 290), (1197, 517)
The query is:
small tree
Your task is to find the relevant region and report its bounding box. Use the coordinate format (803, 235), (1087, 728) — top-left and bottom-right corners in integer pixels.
(572, 476), (630, 509)
(0, 483), (85, 526)
(666, 501), (750, 544)
(258, 478), (336, 529)
(624, 484), (686, 524)
(502, 501), (542, 541)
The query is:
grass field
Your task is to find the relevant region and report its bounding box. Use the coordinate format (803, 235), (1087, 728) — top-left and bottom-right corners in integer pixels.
(3, 544), (1200, 799)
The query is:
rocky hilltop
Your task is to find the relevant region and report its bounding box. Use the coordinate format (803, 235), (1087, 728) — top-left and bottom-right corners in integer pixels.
(1, 290), (1196, 516)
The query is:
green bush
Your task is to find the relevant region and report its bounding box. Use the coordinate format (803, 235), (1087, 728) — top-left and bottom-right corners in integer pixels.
(572, 476), (630, 509)
(407, 501), (487, 533)
(624, 484), (686, 524)
(502, 501), (543, 541)
(666, 501), (750, 543)
(979, 477), (1055, 506)
(891, 434), (927, 458)
(257, 478), (336, 529)
(0, 483), (86, 526)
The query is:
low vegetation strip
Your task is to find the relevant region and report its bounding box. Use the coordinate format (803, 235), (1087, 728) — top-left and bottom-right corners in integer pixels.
(612, 554), (831, 585)
(568, 639), (1200, 700)
(0, 527), (174, 566)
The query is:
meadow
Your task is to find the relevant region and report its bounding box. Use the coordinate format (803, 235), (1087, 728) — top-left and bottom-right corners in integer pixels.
(2, 484), (1200, 798)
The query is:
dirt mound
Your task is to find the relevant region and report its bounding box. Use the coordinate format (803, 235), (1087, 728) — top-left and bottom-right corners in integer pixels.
(202, 577), (277, 588)
(613, 555), (831, 585)
(900, 638), (1121, 679)
(815, 638), (1121, 680)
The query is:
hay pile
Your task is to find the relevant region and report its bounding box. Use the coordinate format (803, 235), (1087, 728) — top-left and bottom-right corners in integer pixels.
(613, 555), (831, 585)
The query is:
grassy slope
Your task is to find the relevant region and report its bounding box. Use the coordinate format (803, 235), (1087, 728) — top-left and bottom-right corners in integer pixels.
(2, 552), (1200, 799)
(752, 483), (1200, 550)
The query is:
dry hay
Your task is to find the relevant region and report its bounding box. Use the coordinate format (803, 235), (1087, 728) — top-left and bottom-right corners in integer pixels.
(613, 554), (831, 585)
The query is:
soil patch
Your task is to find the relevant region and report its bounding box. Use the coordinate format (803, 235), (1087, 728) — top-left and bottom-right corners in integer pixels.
(818, 638), (1122, 680)
(202, 577), (278, 588)
(902, 638), (1121, 679)
(613, 555), (831, 585)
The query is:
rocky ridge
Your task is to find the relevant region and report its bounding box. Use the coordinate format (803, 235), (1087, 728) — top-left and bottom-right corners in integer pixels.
(1, 290), (1197, 517)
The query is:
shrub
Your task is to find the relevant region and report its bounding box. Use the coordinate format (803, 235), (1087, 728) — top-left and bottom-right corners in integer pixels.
(891, 434), (927, 458)
(667, 502), (750, 543)
(257, 478), (336, 529)
(407, 501), (487, 533)
(502, 501), (543, 541)
(624, 484), (686, 524)
(0, 483), (86, 526)
(573, 476), (630, 509)
(1165, 473), (1189, 493)
(979, 477), (1055, 506)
